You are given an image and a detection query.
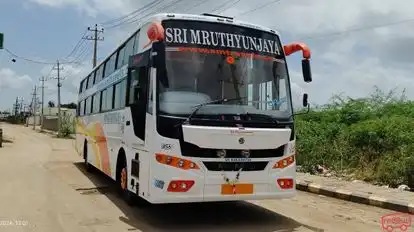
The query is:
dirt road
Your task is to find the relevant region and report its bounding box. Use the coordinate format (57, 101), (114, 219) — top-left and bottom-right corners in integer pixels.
(0, 124), (403, 232)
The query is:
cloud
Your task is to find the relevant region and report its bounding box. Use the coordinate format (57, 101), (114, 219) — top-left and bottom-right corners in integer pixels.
(27, 0), (146, 17)
(25, 0), (414, 107)
(0, 68), (32, 89)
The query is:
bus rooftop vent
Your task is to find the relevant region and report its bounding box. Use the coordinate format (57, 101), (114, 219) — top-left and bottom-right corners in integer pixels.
(201, 13), (233, 20)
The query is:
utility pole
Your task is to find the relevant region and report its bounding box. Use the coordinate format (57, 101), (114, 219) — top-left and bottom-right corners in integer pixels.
(19, 97), (24, 116)
(32, 86), (37, 130)
(84, 24), (104, 68)
(39, 76), (46, 130)
(53, 60), (64, 136)
(13, 97), (19, 117)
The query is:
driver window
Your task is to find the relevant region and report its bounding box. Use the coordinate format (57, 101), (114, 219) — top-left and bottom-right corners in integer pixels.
(147, 74), (153, 114)
(128, 69), (139, 104)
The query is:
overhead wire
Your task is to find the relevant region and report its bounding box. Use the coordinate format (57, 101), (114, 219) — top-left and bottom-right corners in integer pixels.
(235, 0), (282, 16)
(104, 0), (166, 29)
(69, 42), (92, 65)
(183, 0), (213, 13)
(105, 0), (187, 29)
(64, 29), (88, 59)
(212, 0), (241, 14)
(100, 0), (162, 26)
(4, 48), (80, 65)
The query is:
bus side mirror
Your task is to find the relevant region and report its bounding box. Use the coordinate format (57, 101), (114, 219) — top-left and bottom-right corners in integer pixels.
(152, 41), (165, 68)
(292, 93), (310, 117)
(302, 59), (312, 83)
(303, 93), (309, 107)
(152, 41), (169, 88)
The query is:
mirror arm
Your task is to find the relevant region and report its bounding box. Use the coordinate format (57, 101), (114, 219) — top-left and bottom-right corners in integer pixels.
(283, 43), (311, 59)
(293, 104), (310, 117)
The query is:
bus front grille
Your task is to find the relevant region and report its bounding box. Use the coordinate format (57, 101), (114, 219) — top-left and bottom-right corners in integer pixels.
(180, 141), (285, 158)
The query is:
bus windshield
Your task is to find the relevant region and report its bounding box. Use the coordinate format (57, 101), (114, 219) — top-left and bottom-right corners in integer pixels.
(158, 20), (292, 119)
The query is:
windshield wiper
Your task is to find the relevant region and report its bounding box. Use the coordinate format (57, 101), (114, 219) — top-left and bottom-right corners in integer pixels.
(242, 113), (281, 124)
(180, 97), (247, 126)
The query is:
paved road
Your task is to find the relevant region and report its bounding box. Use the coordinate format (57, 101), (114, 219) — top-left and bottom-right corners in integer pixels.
(0, 124), (404, 232)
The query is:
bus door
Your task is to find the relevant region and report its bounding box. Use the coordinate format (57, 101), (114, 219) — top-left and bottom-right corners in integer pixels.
(126, 51), (151, 145)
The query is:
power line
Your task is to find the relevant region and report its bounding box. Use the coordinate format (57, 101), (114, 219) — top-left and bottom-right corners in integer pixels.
(212, 0), (241, 14)
(4, 48), (81, 65)
(183, 0), (212, 13)
(64, 29), (88, 59)
(67, 42), (92, 65)
(297, 17), (414, 41)
(5, 48), (58, 65)
(104, 1), (167, 29)
(100, 0), (162, 26)
(105, 0), (186, 29)
(235, 0), (282, 16)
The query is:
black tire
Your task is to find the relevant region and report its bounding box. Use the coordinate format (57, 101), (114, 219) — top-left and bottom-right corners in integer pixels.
(83, 142), (93, 173)
(116, 157), (136, 206)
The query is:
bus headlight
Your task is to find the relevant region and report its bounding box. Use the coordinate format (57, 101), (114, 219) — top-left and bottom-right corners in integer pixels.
(216, 149), (226, 158)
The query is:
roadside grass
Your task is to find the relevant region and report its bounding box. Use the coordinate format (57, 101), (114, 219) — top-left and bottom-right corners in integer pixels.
(295, 86), (414, 189)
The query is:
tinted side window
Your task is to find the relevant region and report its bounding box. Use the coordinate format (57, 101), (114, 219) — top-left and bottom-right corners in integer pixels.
(85, 97), (92, 115)
(92, 93), (100, 113)
(117, 46), (126, 68)
(123, 36), (135, 65)
(133, 32), (140, 54)
(82, 78), (88, 92)
(128, 69), (139, 105)
(104, 53), (117, 77)
(114, 80), (126, 109)
(87, 74), (94, 89)
(79, 100), (85, 116)
(95, 65), (104, 83)
(106, 86), (114, 111)
(79, 80), (85, 93)
(101, 89), (107, 111)
(91, 71), (96, 85)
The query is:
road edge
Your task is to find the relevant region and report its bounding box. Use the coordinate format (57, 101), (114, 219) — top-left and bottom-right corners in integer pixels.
(296, 180), (414, 214)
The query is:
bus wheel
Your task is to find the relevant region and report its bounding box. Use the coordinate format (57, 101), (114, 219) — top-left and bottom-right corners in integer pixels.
(83, 141), (93, 172)
(116, 158), (136, 206)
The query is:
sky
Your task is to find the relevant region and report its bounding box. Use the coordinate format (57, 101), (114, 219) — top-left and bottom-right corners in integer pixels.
(1, 0), (414, 112)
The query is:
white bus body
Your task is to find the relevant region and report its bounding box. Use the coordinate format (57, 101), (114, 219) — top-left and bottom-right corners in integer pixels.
(75, 13), (312, 204)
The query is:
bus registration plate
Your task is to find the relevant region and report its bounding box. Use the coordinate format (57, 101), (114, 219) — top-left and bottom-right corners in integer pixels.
(221, 184), (253, 195)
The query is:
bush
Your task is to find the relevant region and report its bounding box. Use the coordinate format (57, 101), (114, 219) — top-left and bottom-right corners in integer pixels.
(58, 114), (75, 138)
(296, 86), (414, 187)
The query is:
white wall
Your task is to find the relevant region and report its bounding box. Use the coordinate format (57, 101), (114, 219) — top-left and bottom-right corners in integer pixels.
(26, 116), (41, 126)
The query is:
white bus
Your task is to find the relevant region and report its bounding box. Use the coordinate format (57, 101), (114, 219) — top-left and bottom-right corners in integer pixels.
(75, 13), (313, 205)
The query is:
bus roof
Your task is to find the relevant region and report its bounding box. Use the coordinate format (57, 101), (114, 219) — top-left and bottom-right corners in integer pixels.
(86, 12), (281, 78)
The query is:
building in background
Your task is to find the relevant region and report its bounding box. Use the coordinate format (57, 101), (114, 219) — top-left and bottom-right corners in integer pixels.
(26, 106), (76, 131)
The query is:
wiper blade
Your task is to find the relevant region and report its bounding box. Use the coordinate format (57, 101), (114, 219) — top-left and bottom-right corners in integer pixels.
(181, 97), (247, 126)
(243, 113), (280, 124)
